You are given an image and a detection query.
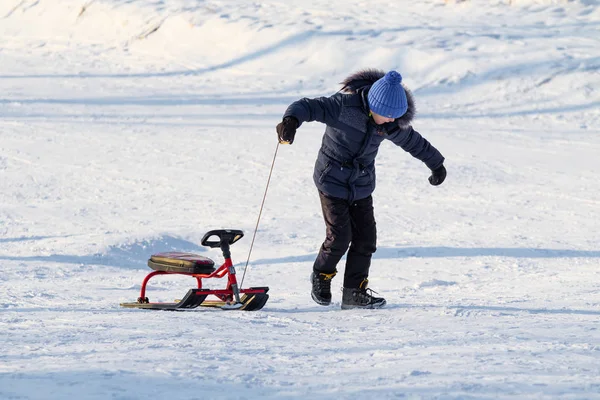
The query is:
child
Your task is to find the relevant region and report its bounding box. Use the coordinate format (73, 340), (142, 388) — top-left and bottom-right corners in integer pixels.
(276, 69), (446, 309)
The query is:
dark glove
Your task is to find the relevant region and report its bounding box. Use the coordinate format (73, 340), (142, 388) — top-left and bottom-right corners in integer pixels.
(276, 116), (299, 144)
(428, 165), (446, 186)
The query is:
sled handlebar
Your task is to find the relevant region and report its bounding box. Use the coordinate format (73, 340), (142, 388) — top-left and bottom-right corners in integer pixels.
(201, 229), (245, 249)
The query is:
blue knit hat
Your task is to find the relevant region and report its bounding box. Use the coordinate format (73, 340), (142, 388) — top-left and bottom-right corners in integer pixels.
(368, 71), (408, 119)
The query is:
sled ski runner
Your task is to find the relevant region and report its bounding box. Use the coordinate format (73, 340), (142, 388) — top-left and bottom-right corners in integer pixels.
(120, 288), (270, 311)
(192, 288), (270, 311)
(120, 229), (269, 311)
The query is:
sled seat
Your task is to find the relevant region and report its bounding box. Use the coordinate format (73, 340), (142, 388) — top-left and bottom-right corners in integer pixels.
(148, 252), (216, 274)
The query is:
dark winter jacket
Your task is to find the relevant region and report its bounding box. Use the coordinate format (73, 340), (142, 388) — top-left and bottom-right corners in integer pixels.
(283, 69), (445, 202)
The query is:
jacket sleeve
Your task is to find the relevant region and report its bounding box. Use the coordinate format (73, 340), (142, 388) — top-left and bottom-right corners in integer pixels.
(283, 95), (343, 127)
(386, 125), (445, 170)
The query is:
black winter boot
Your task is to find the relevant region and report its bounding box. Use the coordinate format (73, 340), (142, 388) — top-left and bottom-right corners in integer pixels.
(310, 271), (337, 306)
(341, 279), (386, 310)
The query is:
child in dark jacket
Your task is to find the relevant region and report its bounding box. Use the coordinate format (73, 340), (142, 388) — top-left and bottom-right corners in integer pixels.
(276, 69), (446, 309)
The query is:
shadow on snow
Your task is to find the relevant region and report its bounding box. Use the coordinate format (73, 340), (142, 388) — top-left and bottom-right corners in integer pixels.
(251, 246), (600, 266)
(1, 244), (598, 270)
(0, 235), (206, 269)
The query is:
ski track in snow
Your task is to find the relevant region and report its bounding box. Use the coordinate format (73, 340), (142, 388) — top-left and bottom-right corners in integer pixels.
(1, 0), (600, 399)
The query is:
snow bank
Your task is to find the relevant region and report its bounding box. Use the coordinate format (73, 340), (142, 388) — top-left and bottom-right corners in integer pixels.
(2, 0), (598, 128)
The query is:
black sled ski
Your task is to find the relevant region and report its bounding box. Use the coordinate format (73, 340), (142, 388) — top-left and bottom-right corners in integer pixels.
(120, 288), (210, 310)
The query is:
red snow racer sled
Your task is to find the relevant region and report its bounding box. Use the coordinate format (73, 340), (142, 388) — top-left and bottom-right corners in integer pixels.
(120, 229), (269, 311)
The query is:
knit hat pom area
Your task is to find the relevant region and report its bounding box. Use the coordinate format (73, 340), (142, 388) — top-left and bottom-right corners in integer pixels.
(385, 70), (402, 85)
(368, 70), (408, 119)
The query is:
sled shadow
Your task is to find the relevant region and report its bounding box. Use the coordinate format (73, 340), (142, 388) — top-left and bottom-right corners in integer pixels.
(0, 235), (205, 269)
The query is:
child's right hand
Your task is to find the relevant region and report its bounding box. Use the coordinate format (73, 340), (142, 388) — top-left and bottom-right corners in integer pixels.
(276, 116), (299, 144)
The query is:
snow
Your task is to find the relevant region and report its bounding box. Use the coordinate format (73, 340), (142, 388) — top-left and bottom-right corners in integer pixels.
(1, 0), (599, 398)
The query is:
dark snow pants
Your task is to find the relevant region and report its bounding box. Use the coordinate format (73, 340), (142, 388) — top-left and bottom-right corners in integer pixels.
(313, 191), (377, 288)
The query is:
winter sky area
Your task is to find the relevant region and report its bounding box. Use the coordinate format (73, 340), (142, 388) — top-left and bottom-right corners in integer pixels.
(1, 0), (599, 399)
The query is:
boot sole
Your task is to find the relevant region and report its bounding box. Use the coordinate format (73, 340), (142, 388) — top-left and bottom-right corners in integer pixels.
(341, 299), (386, 310)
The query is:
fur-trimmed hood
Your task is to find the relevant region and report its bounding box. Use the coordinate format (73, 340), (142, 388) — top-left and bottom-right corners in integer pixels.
(340, 68), (415, 127)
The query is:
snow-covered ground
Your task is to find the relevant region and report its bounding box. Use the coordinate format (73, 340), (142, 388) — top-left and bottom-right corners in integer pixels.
(1, 0), (599, 398)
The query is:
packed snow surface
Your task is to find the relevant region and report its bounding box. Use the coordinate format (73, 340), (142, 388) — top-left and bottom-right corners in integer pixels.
(1, 0), (599, 399)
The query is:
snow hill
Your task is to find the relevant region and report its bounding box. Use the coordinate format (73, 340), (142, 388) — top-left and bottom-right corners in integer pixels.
(1, 0), (599, 399)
